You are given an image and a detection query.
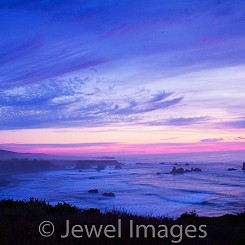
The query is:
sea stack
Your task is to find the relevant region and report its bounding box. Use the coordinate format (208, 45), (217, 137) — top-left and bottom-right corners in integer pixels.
(115, 164), (122, 170)
(88, 189), (99, 193)
(170, 167), (185, 174)
(242, 162), (245, 170)
(102, 192), (115, 197)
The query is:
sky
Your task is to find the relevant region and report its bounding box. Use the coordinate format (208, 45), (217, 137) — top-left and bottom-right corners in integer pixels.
(0, 0), (245, 155)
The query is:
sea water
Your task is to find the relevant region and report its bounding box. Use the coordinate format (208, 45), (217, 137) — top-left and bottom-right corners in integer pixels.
(0, 155), (245, 218)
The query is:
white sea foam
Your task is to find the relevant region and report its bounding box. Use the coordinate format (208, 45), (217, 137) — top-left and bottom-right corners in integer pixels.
(0, 158), (245, 217)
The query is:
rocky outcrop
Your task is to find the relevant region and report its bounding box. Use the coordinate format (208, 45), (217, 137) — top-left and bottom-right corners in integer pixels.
(96, 164), (105, 171)
(115, 164), (122, 170)
(102, 192), (115, 197)
(170, 167), (185, 174)
(88, 189), (99, 193)
(170, 166), (202, 174)
(75, 160), (120, 170)
(191, 167), (202, 172)
(75, 161), (92, 169)
(242, 162), (245, 170)
(227, 168), (237, 171)
(0, 159), (60, 174)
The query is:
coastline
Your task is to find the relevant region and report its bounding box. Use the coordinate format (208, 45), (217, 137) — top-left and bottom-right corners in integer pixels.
(0, 160), (244, 218)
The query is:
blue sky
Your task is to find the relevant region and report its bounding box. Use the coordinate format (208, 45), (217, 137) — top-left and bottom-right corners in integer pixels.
(0, 0), (245, 154)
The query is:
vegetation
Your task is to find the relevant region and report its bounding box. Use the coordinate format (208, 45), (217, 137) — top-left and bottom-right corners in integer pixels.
(0, 198), (244, 244)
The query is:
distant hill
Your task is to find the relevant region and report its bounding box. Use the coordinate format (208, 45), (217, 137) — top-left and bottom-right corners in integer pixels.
(0, 159), (62, 175)
(0, 149), (49, 160)
(0, 149), (120, 174)
(0, 149), (117, 161)
(0, 149), (18, 155)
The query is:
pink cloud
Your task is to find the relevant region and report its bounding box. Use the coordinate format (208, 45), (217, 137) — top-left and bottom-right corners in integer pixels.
(4, 141), (245, 155)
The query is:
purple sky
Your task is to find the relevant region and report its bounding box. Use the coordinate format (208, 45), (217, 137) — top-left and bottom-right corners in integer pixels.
(0, 0), (245, 155)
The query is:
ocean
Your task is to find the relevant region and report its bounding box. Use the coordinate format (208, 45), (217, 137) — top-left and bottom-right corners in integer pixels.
(1, 155), (245, 218)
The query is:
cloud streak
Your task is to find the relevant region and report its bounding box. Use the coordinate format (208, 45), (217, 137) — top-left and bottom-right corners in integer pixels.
(0, 36), (43, 66)
(200, 138), (224, 143)
(164, 117), (209, 126)
(0, 42), (106, 88)
(1, 141), (245, 155)
(0, 77), (184, 129)
(224, 118), (245, 128)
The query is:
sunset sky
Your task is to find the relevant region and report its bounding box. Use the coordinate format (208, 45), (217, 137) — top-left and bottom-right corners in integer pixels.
(0, 0), (245, 155)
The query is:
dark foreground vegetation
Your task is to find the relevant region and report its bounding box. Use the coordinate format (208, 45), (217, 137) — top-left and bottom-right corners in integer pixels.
(0, 199), (244, 245)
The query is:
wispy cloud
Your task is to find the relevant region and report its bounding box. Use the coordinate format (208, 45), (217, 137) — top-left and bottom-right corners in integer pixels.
(0, 42), (105, 88)
(200, 138), (224, 143)
(114, 97), (183, 115)
(165, 116), (209, 126)
(1, 142), (120, 149)
(0, 36), (43, 66)
(141, 116), (209, 127)
(0, 0), (245, 154)
(1, 0), (245, 91)
(0, 77), (184, 129)
(1, 141), (245, 155)
(233, 136), (245, 140)
(223, 117), (245, 128)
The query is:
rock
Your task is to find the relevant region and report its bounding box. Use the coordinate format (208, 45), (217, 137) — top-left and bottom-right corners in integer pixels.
(99, 156), (115, 160)
(102, 192), (115, 197)
(96, 164), (105, 171)
(227, 168), (237, 171)
(242, 162), (245, 170)
(159, 162), (165, 164)
(88, 189), (99, 193)
(191, 168), (202, 172)
(171, 166), (202, 174)
(75, 160), (120, 169)
(156, 172), (161, 175)
(170, 167), (185, 174)
(89, 177), (95, 179)
(185, 163), (190, 166)
(115, 164), (122, 170)
(75, 161), (92, 169)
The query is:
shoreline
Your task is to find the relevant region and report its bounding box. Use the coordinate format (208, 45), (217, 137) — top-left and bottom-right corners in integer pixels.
(0, 166), (244, 218)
